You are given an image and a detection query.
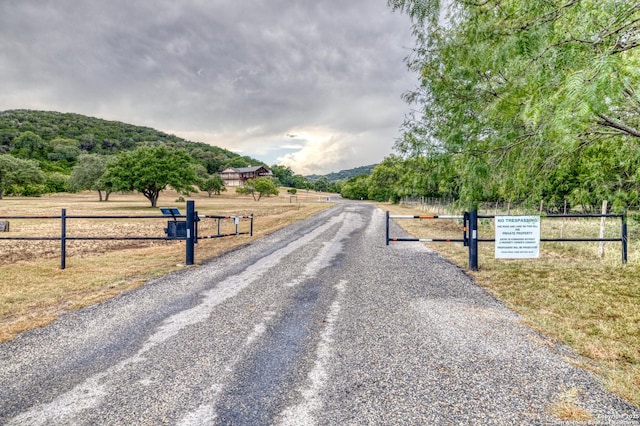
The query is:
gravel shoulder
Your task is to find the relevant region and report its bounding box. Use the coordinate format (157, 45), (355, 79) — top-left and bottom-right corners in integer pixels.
(0, 202), (638, 425)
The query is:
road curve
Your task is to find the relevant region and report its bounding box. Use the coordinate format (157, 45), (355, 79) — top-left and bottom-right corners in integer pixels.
(0, 202), (638, 425)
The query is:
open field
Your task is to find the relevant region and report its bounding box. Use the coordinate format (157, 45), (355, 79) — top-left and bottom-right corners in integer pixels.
(0, 189), (334, 342)
(383, 202), (640, 408)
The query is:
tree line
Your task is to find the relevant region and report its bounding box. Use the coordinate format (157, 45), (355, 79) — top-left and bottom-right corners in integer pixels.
(0, 110), (332, 204)
(341, 1), (640, 212)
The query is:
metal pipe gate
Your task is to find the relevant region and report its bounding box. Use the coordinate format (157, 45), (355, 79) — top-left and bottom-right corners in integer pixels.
(386, 210), (628, 271)
(0, 200), (254, 269)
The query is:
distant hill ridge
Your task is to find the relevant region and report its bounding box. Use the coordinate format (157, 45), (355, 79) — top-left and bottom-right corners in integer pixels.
(306, 164), (377, 182)
(1, 109), (376, 180)
(0, 109), (264, 172)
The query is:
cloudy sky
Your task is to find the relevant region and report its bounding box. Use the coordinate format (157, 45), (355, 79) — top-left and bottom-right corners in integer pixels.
(0, 0), (416, 175)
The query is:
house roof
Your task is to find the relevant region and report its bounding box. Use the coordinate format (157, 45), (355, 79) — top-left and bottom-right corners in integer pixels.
(234, 166), (268, 173)
(220, 166), (272, 176)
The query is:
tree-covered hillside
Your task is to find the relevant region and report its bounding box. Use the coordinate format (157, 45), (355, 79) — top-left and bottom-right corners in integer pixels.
(0, 109), (264, 174)
(0, 109), (266, 198)
(306, 164), (377, 183)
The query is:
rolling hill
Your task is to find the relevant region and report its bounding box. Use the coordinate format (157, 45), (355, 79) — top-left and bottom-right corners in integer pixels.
(0, 109), (265, 173)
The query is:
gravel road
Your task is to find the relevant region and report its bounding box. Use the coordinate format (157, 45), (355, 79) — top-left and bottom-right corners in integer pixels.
(0, 202), (638, 425)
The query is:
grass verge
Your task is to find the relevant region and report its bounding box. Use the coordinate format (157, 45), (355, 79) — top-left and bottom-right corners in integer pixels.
(382, 202), (640, 408)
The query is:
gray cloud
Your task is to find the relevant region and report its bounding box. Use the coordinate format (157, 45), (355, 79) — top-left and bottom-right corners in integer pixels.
(0, 0), (415, 174)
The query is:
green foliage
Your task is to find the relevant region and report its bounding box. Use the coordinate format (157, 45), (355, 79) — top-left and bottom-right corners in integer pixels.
(47, 138), (81, 164)
(11, 131), (46, 160)
(0, 154), (45, 198)
(340, 175), (369, 200)
(44, 172), (69, 193)
(271, 165), (309, 189)
(236, 177), (279, 201)
(224, 156), (266, 169)
(0, 109), (264, 180)
(68, 154), (113, 201)
(367, 156), (403, 202)
(199, 174), (226, 197)
(190, 148), (228, 174)
(327, 180), (343, 194)
(313, 176), (329, 192)
(271, 165), (294, 186)
(307, 164), (377, 183)
(388, 0), (640, 209)
(106, 146), (199, 207)
(253, 177), (279, 200)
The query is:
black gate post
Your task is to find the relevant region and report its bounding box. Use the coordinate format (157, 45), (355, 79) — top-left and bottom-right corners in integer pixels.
(622, 213), (628, 264)
(61, 208), (67, 270)
(186, 200), (195, 265)
(385, 211), (390, 246)
(469, 210), (479, 271)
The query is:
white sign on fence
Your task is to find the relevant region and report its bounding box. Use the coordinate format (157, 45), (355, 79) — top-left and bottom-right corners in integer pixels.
(495, 216), (541, 258)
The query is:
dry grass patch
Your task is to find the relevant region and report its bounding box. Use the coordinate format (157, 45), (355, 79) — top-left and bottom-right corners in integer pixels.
(0, 189), (333, 341)
(382, 202), (640, 408)
(550, 388), (594, 421)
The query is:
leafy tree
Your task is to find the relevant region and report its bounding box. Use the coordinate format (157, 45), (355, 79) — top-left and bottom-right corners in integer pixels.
(0, 154), (45, 199)
(11, 131), (47, 160)
(389, 0), (640, 209)
(47, 144), (81, 163)
(340, 175), (369, 200)
(199, 174), (226, 197)
(395, 155), (460, 200)
(270, 165), (309, 189)
(44, 172), (69, 193)
(0, 131), (18, 154)
(313, 176), (329, 192)
(190, 148), (228, 174)
(307, 165), (377, 183)
(68, 154), (113, 201)
(367, 155), (404, 202)
(47, 138), (81, 164)
(291, 174), (308, 189)
(106, 146), (198, 207)
(236, 177), (279, 201)
(192, 163), (209, 181)
(328, 180), (343, 194)
(78, 134), (97, 152)
(225, 156), (264, 169)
